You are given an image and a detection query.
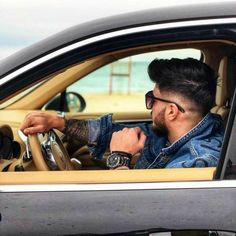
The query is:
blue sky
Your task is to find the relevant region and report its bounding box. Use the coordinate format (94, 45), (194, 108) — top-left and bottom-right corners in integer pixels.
(0, 0), (228, 60)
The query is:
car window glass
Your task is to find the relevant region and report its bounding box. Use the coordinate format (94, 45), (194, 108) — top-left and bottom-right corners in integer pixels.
(67, 49), (201, 113)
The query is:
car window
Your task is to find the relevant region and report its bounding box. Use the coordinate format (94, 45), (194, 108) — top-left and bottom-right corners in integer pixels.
(67, 49), (201, 113)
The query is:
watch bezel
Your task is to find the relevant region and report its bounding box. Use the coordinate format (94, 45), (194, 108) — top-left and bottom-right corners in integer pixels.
(106, 152), (131, 169)
(106, 153), (121, 168)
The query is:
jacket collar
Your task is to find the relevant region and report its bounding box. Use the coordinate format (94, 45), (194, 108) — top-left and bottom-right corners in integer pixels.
(161, 113), (223, 155)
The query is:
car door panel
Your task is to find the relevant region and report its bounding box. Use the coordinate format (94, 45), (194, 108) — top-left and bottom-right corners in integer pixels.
(1, 181), (236, 235)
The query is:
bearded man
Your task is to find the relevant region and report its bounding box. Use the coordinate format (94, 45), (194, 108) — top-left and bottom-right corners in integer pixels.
(20, 58), (224, 169)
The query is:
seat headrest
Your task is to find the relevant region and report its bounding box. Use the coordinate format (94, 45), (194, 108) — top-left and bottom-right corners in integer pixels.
(216, 56), (236, 107)
(216, 57), (228, 107)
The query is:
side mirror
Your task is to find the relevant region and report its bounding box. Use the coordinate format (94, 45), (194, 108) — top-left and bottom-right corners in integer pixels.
(43, 92), (86, 112)
(66, 92), (86, 112)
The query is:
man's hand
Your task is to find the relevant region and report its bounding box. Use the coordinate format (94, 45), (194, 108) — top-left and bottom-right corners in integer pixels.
(110, 127), (146, 156)
(20, 112), (65, 135)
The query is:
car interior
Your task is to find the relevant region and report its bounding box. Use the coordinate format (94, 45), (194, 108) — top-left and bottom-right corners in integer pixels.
(0, 39), (236, 184)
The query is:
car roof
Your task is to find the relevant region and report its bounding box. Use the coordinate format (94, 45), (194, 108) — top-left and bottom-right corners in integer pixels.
(1, 0), (236, 78)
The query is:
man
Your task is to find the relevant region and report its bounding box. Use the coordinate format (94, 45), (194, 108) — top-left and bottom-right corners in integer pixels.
(20, 58), (224, 169)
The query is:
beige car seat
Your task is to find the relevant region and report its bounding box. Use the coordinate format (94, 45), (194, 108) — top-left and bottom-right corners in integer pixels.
(211, 56), (236, 126)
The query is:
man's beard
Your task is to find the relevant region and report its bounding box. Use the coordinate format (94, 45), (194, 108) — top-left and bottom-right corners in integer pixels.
(152, 108), (168, 137)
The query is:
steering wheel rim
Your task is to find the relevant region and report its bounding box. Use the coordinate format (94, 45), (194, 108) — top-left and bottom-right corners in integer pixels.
(28, 130), (74, 171)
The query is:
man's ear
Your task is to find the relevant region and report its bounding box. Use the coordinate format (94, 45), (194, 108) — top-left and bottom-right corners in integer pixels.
(166, 103), (179, 120)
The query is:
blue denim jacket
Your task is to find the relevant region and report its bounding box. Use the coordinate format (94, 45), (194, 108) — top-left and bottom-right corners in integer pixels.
(87, 113), (224, 168)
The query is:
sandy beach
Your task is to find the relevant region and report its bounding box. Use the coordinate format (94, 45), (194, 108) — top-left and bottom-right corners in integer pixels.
(82, 93), (147, 113)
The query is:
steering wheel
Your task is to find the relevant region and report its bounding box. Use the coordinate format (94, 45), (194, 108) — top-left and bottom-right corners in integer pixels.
(28, 130), (74, 171)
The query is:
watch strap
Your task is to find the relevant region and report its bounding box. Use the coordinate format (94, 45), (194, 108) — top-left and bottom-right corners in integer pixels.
(111, 151), (132, 159)
(107, 151), (132, 169)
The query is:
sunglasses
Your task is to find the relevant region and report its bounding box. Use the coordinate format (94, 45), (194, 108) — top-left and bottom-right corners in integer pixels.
(145, 90), (185, 113)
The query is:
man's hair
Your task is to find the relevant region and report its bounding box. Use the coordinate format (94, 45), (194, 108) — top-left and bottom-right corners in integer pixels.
(148, 58), (218, 116)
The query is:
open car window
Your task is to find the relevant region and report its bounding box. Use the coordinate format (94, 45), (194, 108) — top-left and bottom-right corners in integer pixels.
(0, 42), (233, 182)
(0, 37), (235, 186)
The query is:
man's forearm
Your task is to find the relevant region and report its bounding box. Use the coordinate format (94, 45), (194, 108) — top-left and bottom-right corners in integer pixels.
(63, 119), (89, 146)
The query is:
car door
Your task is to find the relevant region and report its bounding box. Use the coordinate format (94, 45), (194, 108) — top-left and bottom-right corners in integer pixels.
(1, 9), (236, 235)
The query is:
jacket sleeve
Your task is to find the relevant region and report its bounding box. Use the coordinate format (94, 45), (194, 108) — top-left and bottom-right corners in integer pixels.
(87, 114), (151, 160)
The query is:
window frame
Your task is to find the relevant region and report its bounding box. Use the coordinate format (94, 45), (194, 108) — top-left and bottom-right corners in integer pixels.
(0, 20), (236, 183)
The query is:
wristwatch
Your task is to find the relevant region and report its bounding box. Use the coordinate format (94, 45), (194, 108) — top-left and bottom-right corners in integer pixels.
(57, 111), (65, 118)
(106, 151), (132, 169)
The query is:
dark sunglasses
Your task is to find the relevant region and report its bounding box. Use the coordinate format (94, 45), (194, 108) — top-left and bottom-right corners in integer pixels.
(145, 90), (185, 113)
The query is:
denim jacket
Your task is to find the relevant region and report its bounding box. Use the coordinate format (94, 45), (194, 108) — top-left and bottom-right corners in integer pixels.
(87, 113), (224, 169)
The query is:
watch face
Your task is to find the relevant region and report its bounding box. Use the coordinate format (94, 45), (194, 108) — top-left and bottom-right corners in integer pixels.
(107, 153), (121, 168)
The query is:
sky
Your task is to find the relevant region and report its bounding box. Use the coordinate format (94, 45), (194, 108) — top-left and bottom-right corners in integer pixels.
(0, 0), (233, 60)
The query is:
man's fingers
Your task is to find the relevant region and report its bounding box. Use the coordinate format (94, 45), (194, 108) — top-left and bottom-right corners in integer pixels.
(122, 127), (141, 132)
(20, 116), (36, 132)
(110, 127), (146, 155)
(138, 131), (147, 148)
(20, 116), (32, 131)
(133, 127), (142, 134)
(22, 124), (46, 135)
(23, 127), (36, 135)
(22, 127), (37, 135)
(20, 113), (49, 134)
